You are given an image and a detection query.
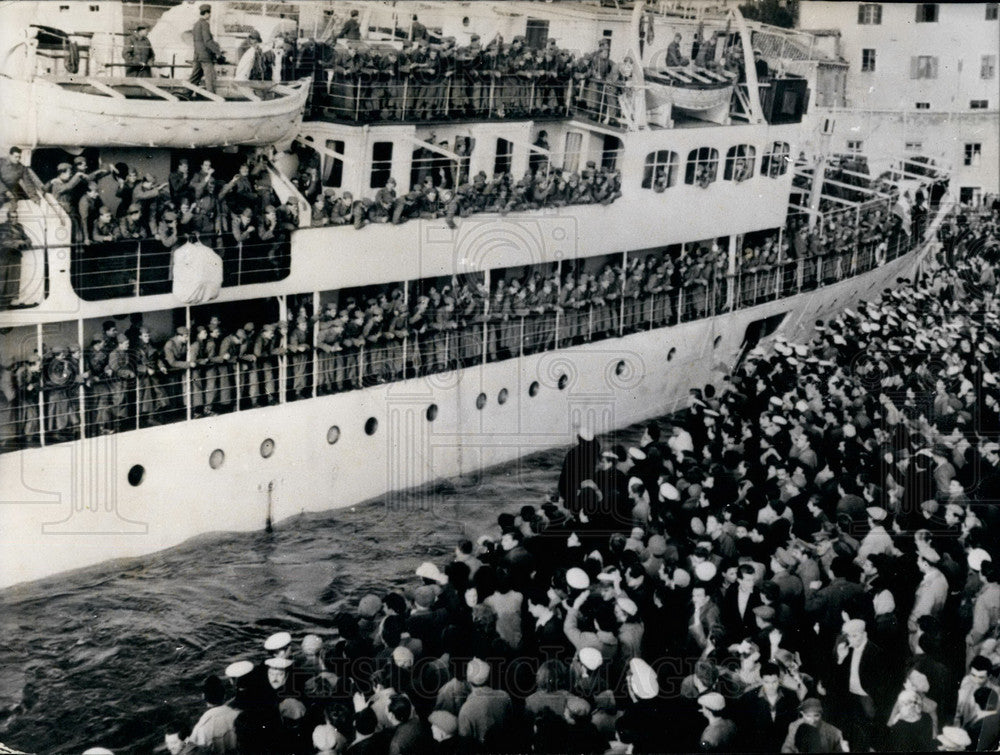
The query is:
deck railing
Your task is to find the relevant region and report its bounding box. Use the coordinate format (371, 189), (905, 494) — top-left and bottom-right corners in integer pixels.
(0, 209), (949, 453)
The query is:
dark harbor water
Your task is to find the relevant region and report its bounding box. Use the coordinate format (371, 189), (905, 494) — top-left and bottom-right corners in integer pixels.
(0, 423), (646, 755)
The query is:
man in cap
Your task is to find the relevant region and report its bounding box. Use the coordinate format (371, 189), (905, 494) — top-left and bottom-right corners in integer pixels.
(160, 326), (195, 409)
(190, 4), (223, 93)
(909, 542), (949, 651)
(857, 505), (898, 561)
(457, 658), (514, 749)
(235, 29), (265, 81)
(781, 698), (845, 752)
(428, 709), (466, 755)
(697, 691), (735, 751)
(189, 674), (239, 753)
(123, 24), (155, 76)
(967, 561), (1000, 665)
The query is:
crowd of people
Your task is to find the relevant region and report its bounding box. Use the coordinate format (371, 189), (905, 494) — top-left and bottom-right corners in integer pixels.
(0, 188), (940, 451)
(71, 206), (1000, 755)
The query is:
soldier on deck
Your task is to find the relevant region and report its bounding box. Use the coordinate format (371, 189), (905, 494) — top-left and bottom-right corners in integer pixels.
(160, 326), (195, 411)
(15, 352), (42, 443)
(43, 346), (81, 440)
(107, 334), (136, 431)
(253, 323), (282, 406)
(215, 325), (245, 411)
(385, 292), (409, 381)
(287, 316), (312, 399)
(134, 327), (167, 425)
(123, 24), (155, 77)
(315, 304), (342, 394)
(84, 333), (112, 435)
(190, 4), (224, 94)
(408, 294), (430, 376)
(341, 307), (365, 389)
(190, 325), (216, 416)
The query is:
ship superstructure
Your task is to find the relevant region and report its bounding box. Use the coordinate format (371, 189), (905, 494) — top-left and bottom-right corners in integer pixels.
(0, 1), (947, 587)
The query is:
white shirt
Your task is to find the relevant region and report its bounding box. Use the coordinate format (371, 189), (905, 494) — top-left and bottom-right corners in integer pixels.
(848, 639), (868, 697)
(737, 586), (752, 618)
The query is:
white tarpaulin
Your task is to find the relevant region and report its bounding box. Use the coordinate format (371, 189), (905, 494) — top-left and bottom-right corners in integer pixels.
(172, 240), (223, 304)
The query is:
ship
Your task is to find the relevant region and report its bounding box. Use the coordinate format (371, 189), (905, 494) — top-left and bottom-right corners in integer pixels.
(0, 0), (950, 589)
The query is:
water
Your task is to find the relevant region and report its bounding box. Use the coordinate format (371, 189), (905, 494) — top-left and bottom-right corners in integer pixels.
(0, 423), (645, 754)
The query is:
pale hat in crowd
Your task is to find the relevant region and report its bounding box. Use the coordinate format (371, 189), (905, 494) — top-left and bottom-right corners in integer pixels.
(416, 561), (447, 584)
(694, 561), (717, 582)
(936, 726), (972, 751)
(628, 658), (659, 700)
(225, 660), (254, 679)
(842, 618), (866, 635)
(866, 506), (888, 522)
(428, 710), (458, 736)
(312, 723), (340, 751)
(698, 692), (726, 712)
(566, 567), (590, 590)
(265, 657), (293, 669)
(467, 657), (491, 686)
(659, 482), (680, 501)
(968, 548), (992, 572)
(264, 631), (292, 651)
(579, 647), (603, 671)
(357, 594), (383, 618)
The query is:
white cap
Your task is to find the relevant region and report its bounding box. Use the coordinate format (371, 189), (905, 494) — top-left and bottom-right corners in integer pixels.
(579, 647), (603, 671)
(264, 631), (292, 651)
(566, 567), (590, 590)
(694, 561), (717, 582)
(265, 657), (293, 669)
(628, 658), (659, 700)
(578, 427), (595, 442)
(659, 482), (680, 501)
(415, 561), (448, 584)
(225, 660), (254, 679)
(968, 548), (992, 572)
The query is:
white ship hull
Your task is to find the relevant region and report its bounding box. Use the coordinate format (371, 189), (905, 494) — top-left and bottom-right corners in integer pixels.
(0, 243), (921, 588)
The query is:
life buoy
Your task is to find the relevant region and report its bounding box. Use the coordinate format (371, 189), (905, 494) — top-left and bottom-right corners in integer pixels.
(65, 39), (80, 74)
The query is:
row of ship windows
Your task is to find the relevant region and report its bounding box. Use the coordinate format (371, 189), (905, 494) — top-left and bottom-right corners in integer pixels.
(641, 142), (790, 190)
(125, 373), (594, 485)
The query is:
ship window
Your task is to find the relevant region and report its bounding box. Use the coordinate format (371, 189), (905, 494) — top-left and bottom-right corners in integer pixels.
(127, 464), (145, 486)
(529, 381), (540, 397)
(684, 147), (719, 186)
(327, 426), (341, 444)
(365, 417), (378, 435)
(494, 138), (513, 175)
(498, 388), (509, 405)
(476, 393), (487, 410)
(642, 150), (678, 190)
(915, 3), (938, 23)
(324, 139), (344, 188)
(761, 142), (790, 177)
(260, 438), (275, 458)
(209, 449), (225, 469)
(724, 145), (756, 182)
(370, 142), (393, 188)
(602, 136), (622, 171)
(426, 404), (438, 421)
(557, 373), (568, 390)
(525, 18), (549, 49)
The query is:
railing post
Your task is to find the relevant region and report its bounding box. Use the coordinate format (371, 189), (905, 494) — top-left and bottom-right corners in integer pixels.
(36, 323), (45, 447)
(134, 240), (142, 297)
(184, 306), (192, 422)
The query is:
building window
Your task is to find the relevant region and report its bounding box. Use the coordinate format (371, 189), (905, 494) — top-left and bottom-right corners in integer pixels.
(960, 187), (982, 205)
(915, 102), (931, 109)
(324, 139), (344, 188)
(370, 141), (393, 188)
(525, 18), (549, 49)
(724, 145), (756, 181)
(965, 143), (982, 166)
(905, 141), (923, 153)
(915, 4), (938, 22)
(642, 150), (679, 190)
(987, 4), (998, 20)
(861, 49), (876, 72)
(684, 147), (719, 187)
(761, 141), (790, 177)
(494, 138), (513, 175)
(857, 3), (882, 24)
(846, 140), (864, 155)
(982, 55), (997, 80)
(910, 56), (938, 79)
(971, 99), (989, 109)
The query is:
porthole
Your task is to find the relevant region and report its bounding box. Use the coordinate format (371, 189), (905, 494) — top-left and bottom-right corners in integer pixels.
(712, 336), (722, 349)
(127, 464), (145, 487)
(557, 374), (568, 390)
(615, 360), (626, 376)
(667, 347), (677, 361)
(209, 449), (225, 469)
(365, 417), (378, 435)
(327, 426), (341, 445)
(476, 393), (487, 410)
(529, 381), (540, 397)
(498, 388), (509, 405)
(426, 404), (438, 421)
(260, 438), (275, 458)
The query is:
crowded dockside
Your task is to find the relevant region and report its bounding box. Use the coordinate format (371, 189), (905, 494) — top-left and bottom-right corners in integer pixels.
(63, 206), (1000, 754)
